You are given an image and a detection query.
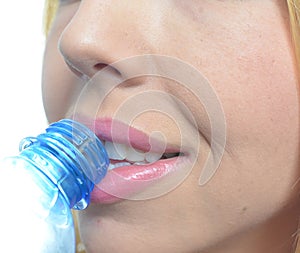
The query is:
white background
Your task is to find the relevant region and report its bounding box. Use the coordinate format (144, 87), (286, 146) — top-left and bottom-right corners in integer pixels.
(0, 2), (47, 157)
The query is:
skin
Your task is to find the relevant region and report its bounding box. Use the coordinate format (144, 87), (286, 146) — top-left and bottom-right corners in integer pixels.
(42, 1), (300, 253)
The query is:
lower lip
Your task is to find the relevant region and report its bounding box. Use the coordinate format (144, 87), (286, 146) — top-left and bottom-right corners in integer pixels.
(90, 156), (188, 204)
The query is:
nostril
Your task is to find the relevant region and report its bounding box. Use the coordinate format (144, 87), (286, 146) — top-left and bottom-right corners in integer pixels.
(93, 63), (122, 77)
(94, 63), (108, 71)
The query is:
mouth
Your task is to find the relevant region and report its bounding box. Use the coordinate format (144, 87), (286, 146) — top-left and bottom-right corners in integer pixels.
(104, 140), (182, 170)
(73, 116), (190, 204)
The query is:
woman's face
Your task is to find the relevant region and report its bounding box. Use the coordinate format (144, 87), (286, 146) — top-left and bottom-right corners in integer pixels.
(43, 1), (300, 252)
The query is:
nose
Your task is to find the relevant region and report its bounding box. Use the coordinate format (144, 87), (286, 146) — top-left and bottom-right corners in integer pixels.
(58, 1), (165, 80)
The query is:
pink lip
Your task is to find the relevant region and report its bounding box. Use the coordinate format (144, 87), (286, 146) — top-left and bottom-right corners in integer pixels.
(88, 118), (179, 154)
(90, 156), (185, 204)
(72, 116), (189, 204)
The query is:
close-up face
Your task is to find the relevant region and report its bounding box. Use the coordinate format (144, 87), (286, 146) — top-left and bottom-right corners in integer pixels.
(42, 1), (300, 253)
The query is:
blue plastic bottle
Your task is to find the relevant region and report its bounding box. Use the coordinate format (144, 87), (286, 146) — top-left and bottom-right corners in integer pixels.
(0, 119), (109, 252)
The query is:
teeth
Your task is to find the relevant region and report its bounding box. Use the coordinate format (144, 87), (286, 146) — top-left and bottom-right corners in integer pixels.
(105, 141), (127, 160)
(126, 145), (145, 162)
(104, 141), (178, 166)
(108, 162), (131, 170)
(107, 161), (148, 171)
(145, 152), (162, 163)
(133, 161), (148, 165)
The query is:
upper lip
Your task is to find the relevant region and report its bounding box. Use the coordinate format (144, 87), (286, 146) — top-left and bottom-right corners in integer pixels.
(73, 115), (182, 155)
(71, 115), (191, 203)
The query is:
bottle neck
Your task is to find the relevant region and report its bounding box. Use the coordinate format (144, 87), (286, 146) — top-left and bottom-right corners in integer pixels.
(19, 119), (109, 210)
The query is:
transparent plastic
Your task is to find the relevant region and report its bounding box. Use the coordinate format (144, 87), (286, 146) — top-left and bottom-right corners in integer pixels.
(0, 119), (109, 253)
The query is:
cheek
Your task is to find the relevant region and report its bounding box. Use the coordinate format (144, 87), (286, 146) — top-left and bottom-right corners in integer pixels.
(168, 2), (300, 231)
(218, 25), (299, 159)
(203, 37), (300, 228)
(42, 4), (83, 123)
(42, 36), (83, 122)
